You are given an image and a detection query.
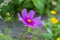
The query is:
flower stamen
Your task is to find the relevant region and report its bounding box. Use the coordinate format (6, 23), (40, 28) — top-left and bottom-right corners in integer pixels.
(27, 19), (31, 23)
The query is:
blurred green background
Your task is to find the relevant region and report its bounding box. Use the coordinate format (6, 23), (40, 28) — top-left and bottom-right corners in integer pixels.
(0, 0), (60, 40)
(0, 0), (60, 21)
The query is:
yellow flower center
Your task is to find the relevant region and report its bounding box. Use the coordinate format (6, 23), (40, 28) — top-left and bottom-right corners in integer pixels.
(57, 37), (60, 40)
(27, 19), (31, 23)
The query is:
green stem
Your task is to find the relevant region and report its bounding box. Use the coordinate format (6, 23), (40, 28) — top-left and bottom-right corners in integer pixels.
(27, 27), (32, 33)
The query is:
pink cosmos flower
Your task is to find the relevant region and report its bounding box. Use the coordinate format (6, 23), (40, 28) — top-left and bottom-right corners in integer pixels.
(18, 9), (43, 28)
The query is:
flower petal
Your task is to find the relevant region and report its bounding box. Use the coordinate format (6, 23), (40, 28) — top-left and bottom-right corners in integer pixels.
(34, 21), (43, 27)
(18, 13), (28, 26)
(22, 9), (27, 18)
(18, 13), (23, 21)
(28, 10), (35, 19)
(33, 16), (41, 21)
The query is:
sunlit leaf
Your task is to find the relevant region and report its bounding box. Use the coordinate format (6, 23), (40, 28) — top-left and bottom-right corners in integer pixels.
(32, 0), (44, 15)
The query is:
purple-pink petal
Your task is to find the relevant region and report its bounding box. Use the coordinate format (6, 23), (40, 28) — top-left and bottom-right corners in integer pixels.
(35, 21), (43, 27)
(18, 13), (22, 21)
(22, 9), (27, 18)
(20, 18), (28, 26)
(33, 16), (41, 22)
(28, 10), (35, 19)
(18, 13), (27, 25)
(27, 22), (42, 28)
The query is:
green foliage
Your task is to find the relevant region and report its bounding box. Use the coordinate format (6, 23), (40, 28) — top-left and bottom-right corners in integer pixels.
(0, 0), (60, 20)
(32, 0), (44, 15)
(0, 28), (20, 40)
(42, 20), (60, 40)
(0, 29), (13, 40)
